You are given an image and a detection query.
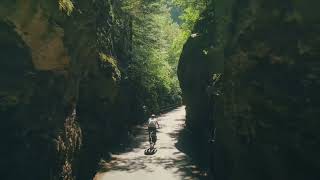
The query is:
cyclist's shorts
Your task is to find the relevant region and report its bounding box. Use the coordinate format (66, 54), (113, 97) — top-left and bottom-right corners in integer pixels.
(148, 127), (156, 132)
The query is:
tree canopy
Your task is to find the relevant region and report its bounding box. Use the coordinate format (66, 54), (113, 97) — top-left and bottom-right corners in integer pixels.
(117, 0), (207, 113)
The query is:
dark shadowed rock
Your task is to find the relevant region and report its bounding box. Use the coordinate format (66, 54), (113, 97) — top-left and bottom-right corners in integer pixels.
(0, 0), (132, 179)
(178, 0), (320, 179)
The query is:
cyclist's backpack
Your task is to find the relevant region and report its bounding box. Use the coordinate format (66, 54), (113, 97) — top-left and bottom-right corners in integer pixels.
(148, 119), (157, 128)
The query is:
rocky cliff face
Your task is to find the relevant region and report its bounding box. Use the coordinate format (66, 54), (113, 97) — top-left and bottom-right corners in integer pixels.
(0, 0), (132, 179)
(178, 0), (320, 179)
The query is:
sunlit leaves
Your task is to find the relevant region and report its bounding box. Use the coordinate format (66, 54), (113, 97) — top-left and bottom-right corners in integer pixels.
(58, 0), (74, 16)
(124, 0), (183, 109)
(118, 0), (209, 110)
(171, 0), (207, 32)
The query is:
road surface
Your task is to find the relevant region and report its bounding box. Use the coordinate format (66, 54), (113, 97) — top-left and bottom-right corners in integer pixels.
(94, 106), (208, 180)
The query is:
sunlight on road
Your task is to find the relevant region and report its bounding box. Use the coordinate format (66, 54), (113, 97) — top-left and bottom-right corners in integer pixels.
(94, 106), (206, 180)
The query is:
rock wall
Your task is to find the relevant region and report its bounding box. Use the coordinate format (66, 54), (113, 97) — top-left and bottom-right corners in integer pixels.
(178, 0), (320, 179)
(0, 0), (132, 179)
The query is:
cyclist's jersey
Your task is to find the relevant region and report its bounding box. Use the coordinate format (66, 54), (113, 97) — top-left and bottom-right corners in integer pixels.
(148, 118), (157, 128)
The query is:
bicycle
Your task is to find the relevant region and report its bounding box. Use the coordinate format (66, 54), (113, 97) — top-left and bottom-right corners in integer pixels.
(145, 129), (158, 155)
(149, 130), (157, 149)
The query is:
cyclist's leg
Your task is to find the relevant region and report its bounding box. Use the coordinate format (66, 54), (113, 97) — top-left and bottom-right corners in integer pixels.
(154, 134), (157, 145)
(151, 127), (157, 145)
(149, 127), (155, 148)
(148, 127), (151, 141)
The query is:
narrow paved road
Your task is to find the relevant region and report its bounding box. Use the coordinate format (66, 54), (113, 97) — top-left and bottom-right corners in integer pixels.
(94, 106), (208, 180)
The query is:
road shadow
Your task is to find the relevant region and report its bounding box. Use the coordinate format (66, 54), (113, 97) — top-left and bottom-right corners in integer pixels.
(107, 124), (149, 154)
(171, 119), (212, 179)
(98, 152), (207, 179)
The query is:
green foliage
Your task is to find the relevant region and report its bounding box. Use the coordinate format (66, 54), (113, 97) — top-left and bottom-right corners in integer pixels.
(168, 0), (209, 72)
(99, 53), (121, 81)
(120, 0), (143, 14)
(119, 0), (185, 113)
(171, 0), (208, 33)
(58, 0), (74, 16)
(115, 0), (208, 114)
(0, 92), (18, 111)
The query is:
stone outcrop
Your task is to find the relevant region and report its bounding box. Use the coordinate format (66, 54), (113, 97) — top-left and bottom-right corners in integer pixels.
(178, 0), (320, 179)
(0, 0), (132, 179)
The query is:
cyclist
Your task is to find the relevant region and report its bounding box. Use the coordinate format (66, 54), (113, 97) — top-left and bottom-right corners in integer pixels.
(148, 114), (159, 146)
